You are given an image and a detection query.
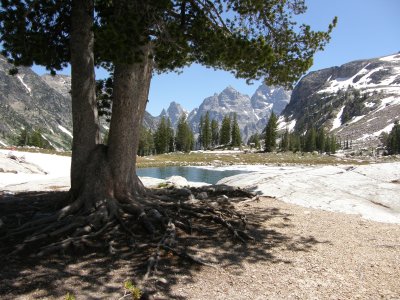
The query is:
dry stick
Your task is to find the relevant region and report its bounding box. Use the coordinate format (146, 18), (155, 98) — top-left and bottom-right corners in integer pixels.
(144, 220), (176, 280)
(160, 244), (217, 269)
(179, 207), (254, 242)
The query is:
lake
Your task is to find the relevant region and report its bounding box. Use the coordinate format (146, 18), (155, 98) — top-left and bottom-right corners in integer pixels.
(137, 166), (249, 185)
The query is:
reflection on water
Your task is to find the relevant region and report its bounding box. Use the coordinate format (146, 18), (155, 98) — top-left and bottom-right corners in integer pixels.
(137, 166), (248, 185)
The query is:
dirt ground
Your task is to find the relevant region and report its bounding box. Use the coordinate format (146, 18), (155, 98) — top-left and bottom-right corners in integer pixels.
(1, 193), (399, 299)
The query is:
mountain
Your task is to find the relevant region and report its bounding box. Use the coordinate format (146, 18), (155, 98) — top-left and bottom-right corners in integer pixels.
(0, 56), (72, 149)
(0, 55), (290, 148)
(280, 53), (400, 147)
(41, 74), (71, 98)
(159, 101), (188, 128)
(187, 85), (291, 141)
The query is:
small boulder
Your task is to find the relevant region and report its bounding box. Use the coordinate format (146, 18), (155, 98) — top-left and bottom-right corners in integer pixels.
(166, 176), (189, 188)
(196, 191), (208, 200)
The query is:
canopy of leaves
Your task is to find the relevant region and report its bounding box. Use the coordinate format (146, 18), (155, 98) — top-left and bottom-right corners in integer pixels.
(1, 0), (336, 87)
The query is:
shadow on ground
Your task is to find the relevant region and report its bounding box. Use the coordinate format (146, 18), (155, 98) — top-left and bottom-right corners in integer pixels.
(0, 190), (329, 299)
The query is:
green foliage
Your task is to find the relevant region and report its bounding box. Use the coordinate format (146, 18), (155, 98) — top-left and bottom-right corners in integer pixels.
(316, 128), (326, 153)
(123, 281), (142, 300)
(264, 112), (278, 152)
(138, 126), (155, 156)
(340, 87), (366, 124)
(230, 113), (242, 147)
(154, 117), (169, 154)
(280, 129), (290, 152)
(277, 127), (337, 154)
(219, 115), (231, 146)
(16, 128), (53, 149)
(201, 112), (212, 149)
(175, 114), (194, 152)
(247, 133), (261, 149)
(96, 77), (113, 122)
(64, 292), (76, 300)
(0, 1), (71, 73)
(304, 127), (317, 152)
(211, 119), (219, 148)
(385, 121), (400, 154)
(167, 118), (174, 152)
(1, 0), (336, 87)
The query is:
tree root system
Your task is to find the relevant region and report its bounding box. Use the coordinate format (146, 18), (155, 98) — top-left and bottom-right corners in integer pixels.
(0, 185), (257, 282)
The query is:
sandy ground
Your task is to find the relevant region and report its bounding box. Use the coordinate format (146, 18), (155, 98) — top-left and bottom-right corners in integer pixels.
(1, 196), (399, 299)
(166, 196), (400, 299)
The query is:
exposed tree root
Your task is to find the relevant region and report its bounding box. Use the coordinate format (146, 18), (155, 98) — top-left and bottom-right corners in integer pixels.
(0, 148), (257, 282)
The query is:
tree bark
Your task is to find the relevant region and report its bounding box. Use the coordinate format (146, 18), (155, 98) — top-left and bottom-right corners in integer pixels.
(70, 0), (99, 197)
(108, 45), (153, 201)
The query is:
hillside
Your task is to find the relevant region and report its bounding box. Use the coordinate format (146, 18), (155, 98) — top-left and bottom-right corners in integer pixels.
(280, 53), (400, 147)
(0, 56), (72, 150)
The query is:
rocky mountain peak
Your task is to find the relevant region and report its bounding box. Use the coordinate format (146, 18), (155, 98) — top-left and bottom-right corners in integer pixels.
(158, 101), (188, 128)
(251, 84), (291, 114)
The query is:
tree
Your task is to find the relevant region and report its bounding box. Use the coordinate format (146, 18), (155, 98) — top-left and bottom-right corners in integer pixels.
(386, 121), (400, 154)
(154, 117), (170, 154)
(176, 115), (194, 152)
(198, 115), (204, 149)
(0, 0), (336, 253)
(220, 115), (231, 146)
(264, 112), (278, 152)
(138, 127), (154, 156)
(316, 128), (326, 153)
(201, 112), (212, 149)
(211, 119), (219, 148)
(280, 129), (290, 152)
(247, 133), (260, 150)
(305, 127), (317, 152)
(167, 118), (175, 152)
(16, 128), (52, 149)
(231, 113), (242, 147)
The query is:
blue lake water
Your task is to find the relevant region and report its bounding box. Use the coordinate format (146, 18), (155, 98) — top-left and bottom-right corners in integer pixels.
(137, 166), (248, 185)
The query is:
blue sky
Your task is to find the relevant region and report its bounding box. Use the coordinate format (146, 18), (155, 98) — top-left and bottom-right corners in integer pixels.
(32, 0), (400, 116)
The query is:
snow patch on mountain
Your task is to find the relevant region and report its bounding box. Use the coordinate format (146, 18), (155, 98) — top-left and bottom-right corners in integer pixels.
(330, 105), (345, 132)
(277, 116), (296, 132)
(58, 125), (73, 138)
(17, 74), (32, 94)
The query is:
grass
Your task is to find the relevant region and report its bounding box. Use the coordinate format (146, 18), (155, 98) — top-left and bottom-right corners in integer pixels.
(136, 151), (371, 168)
(3, 146), (398, 168)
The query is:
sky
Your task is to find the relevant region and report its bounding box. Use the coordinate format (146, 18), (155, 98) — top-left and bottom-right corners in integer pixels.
(32, 0), (400, 116)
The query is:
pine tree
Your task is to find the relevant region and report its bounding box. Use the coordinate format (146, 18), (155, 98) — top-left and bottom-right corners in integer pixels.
(211, 119), (219, 148)
(324, 135), (331, 153)
(386, 121), (400, 154)
(316, 128), (326, 153)
(247, 133), (260, 149)
(167, 118), (174, 152)
(281, 129), (290, 152)
(330, 135), (337, 154)
(154, 117), (169, 154)
(220, 115), (231, 146)
(264, 112), (278, 152)
(0, 0), (336, 255)
(198, 115), (204, 149)
(231, 113), (242, 147)
(201, 112), (212, 149)
(176, 115), (194, 153)
(305, 127), (317, 152)
(138, 127), (155, 156)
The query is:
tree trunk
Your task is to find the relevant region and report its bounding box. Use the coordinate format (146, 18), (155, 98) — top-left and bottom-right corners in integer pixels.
(70, 0), (99, 197)
(108, 45), (153, 201)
